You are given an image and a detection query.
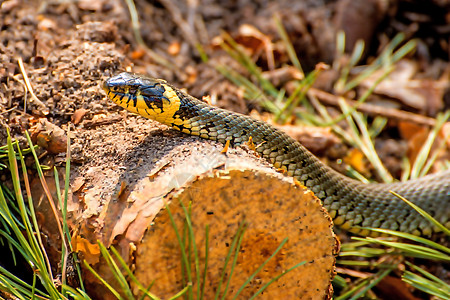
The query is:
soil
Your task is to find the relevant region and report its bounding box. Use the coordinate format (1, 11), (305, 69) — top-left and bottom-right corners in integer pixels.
(1, 0), (449, 298)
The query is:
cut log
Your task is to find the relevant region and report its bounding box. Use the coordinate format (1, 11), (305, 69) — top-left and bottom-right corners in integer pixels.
(133, 168), (338, 299)
(34, 118), (338, 299)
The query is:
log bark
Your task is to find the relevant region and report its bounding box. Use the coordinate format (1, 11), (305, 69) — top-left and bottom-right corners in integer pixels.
(35, 117), (338, 299)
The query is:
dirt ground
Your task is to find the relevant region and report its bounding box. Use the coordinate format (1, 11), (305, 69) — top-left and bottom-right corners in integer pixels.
(1, 0), (449, 298)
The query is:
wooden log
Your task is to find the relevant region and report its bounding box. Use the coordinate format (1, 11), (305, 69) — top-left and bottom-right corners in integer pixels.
(34, 117), (338, 299)
(133, 168), (338, 299)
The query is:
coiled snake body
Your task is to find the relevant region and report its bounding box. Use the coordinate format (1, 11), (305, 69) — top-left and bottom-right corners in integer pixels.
(104, 72), (450, 236)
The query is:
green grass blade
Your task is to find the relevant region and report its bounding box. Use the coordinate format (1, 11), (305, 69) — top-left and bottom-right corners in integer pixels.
(248, 260), (307, 300)
(199, 225), (209, 300)
(352, 237), (450, 261)
(410, 110), (449, 179)
(402, 262), (450, 300)
(214, 221), (246, 300)
(83, 261), (122, 299)
(165, 202), (193, 298)
(178, 201), (201, 300)
(167, 286), (189, 300)
(220, 32), (279, 97)
(221, 223), (246, 300)
(97, 243), (134, 300)
(0, 264), (49, 299)
(273, 14), (303, 75)
(109, 246), (161, 300)
(349, 268), (393, 300)
(358, 228), (450, 254)
(232, 237), (289, 299)
(1, 132), (62, 298)
(405, 261), (449, 287)
(391, 191), (450, 236)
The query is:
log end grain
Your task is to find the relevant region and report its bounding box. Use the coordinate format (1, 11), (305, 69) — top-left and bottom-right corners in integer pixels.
(133, 169), (338, 299)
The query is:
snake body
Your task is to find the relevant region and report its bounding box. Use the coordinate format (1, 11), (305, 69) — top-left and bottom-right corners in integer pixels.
(103, 72), (450, 236)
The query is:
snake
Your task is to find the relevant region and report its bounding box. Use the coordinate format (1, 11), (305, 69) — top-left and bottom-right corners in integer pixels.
(103, 72), (450, 237)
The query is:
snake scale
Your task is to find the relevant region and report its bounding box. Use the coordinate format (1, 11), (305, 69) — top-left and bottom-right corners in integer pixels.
(103, 72), (450, 236)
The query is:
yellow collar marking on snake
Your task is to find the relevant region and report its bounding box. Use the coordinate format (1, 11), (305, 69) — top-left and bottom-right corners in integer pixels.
(145, 84), (181, 125)
(110, 83), (183, 126)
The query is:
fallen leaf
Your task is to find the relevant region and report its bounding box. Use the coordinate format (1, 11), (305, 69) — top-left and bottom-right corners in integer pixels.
(398, 121), (424, 141)
(441, 121), (450, 148)
(71, 176), (85, 192)
(168, 41), (181, 56)
(72, 234), (100, 265)
(404, 125), (429, 166)
(30, 118), (67, 154)
(131, 49), (145, 60)
(344, 148), (369, 175)
(360, 59), (447, 113)
(72, 108), (88, 125)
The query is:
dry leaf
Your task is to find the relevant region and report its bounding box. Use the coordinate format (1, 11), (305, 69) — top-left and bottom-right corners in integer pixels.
(344, 148), (369, 175)
(360, 60), (447, 113)
(72, 234), (101, 265)
(30, 118), (67, 154)
(131, 49), (145, 60)
(168, 41), (181, 56)
(72, 108), (88, 125)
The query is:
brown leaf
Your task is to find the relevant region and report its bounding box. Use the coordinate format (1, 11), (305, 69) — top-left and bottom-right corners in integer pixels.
(30, 118), (67, 154)
(398, 121), (424, 141)
(376, 276), (420, 300)
(131, 49), (145, 60)
(71, 234), (100, 265)
(344, 148), (369, 175)
(399, 122), (429, 166)
(441, 121), (450, 148)
(276, 124), (340, 154)
(167, 41), (181, 56)
(360, 60), (447, 113)
(72, 108), (88, 125)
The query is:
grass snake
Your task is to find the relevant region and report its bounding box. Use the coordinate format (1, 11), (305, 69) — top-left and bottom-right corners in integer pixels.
(103, 72), (450, 236)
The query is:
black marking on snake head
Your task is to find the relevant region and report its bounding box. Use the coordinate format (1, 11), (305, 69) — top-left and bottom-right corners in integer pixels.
(145, 96), (165, 112)
(125, 94), (138, 107)
(138, 83), (167, 112)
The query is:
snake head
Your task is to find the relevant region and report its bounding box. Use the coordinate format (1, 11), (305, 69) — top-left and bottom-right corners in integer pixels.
(103, 72), (167, 99)
(103, 72), (183, 123)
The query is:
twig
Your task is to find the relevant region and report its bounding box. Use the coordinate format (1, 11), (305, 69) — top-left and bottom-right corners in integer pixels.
(124, 0), (179, 71)
(190, 0), (209, 44)
(0, 105), (18, 115)
(16, 57), (49, 115)
(158, 0), (199, 48)
(158, 0), (208, 61)
(308, 87), (437, 127)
